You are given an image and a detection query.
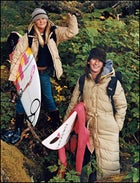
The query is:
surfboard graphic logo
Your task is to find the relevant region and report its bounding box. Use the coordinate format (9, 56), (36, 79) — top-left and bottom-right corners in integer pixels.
(15, 48), (33, 91)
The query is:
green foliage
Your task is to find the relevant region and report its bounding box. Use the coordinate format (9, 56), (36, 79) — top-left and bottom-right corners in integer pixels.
(58, 17), (139, 137)
(60, 19), (139, 135)
(57, 15), (139, 182)
(48, 175), (65, 183)
(65, 170), (80, 182)
(1, 1), (34, 38)
(125, 148), (140, 182)
(48, 169), (80, 183)
(0, 1), (139, 182)
(125, 167), (139, 183)
(120, 138), (140, 182)
(47, 160), (80, 183)
(0, 92), (15, 130)
(59, 28), (95, 86)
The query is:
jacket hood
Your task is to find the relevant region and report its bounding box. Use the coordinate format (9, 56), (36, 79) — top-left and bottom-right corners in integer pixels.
(101, 59), (114, 77)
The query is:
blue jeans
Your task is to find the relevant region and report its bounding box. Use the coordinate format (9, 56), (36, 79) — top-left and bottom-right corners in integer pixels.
(16, 97), (25, 114)
(16, 70), (57, 113)
(39, 71), (57, 111)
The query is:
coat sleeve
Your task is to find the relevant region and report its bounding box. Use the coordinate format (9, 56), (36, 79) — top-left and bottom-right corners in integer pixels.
(113, 81), (127, 131)
(64, 79), (81, 121)
(9, 34), (29, 82)
(55, 13), (78, 44)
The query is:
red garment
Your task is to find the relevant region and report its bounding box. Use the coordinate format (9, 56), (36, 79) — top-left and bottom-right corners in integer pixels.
(58, 102), (90, 175)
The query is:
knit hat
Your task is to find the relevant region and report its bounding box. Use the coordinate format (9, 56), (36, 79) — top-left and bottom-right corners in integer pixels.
(32, 8), (48, 22)
(87, 47), (106, 63)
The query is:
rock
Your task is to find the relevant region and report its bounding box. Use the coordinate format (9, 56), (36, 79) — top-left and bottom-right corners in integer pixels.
(1, 140), (35, 182)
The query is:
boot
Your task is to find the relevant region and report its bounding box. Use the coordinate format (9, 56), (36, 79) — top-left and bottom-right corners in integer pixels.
(11, 113), (25, 144)
(1, 113), (25, 144)
(48, 110), (62, 131)
(14, 113), (25, 130)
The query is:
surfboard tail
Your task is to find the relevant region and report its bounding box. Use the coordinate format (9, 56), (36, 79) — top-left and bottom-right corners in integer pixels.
(42, 111), (77, 150)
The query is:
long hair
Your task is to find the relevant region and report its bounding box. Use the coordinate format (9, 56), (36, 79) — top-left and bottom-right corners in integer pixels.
(28, 19), (54, 47)
(84, 47), (106, 82)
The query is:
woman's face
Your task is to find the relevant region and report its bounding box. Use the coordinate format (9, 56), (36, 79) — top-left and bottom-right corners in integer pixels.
(35, 18), (47, 32)
(88, 58), (104, 74)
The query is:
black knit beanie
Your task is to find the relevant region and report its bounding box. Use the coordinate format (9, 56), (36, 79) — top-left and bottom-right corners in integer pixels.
(87, 47), (106, 63)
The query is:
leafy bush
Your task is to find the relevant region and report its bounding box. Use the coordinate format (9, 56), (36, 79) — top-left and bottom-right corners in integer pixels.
(56, 15), (139, 181)
(0, 92), (15, 131)
(1, 2), (139, 181)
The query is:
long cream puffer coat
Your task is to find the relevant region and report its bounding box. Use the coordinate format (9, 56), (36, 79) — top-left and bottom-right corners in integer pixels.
(64, 60), (127, 179)
(9, 14), (78, 81)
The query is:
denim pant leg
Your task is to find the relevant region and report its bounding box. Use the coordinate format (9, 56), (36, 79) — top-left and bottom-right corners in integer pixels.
(39, 71), (57, 112)
(16, 97), (25, 114)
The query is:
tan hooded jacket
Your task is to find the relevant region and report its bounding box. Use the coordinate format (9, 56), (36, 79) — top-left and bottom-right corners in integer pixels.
(64, 60), (127, 179)
(9, 14), (78, 81)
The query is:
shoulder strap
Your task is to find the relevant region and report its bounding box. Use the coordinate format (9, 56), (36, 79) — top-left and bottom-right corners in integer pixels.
(28, 36), (34, 48)
(107, 71), (123, 98)
(50, 25), (57, 42)
(79, 74), (86, 96)
(107, 76), (117, 114)
(115, 71), (123, 85)
(50, 25), (56, 32)
(107, 76), (117, 97)
(27, 27), (34, 48)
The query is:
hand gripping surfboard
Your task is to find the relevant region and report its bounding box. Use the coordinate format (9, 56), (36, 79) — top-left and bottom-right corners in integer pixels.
(42, 111), (77, 150)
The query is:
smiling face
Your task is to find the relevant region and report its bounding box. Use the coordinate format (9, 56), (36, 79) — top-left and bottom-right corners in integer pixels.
(88, 58), (104, 76)
(35, 18), (47, 33)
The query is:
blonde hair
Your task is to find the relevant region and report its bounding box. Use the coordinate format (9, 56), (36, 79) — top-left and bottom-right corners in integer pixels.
(28, 20), (54, 47)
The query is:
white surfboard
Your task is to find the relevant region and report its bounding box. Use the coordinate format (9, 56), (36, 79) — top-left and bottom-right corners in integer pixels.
(14, 48), (41, 127)
(42, 111), (77, 150)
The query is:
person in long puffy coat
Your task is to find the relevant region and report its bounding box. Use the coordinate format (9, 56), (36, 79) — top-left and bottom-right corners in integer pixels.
(7, 8), (78, 144)
(64, 47), (127, 181)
